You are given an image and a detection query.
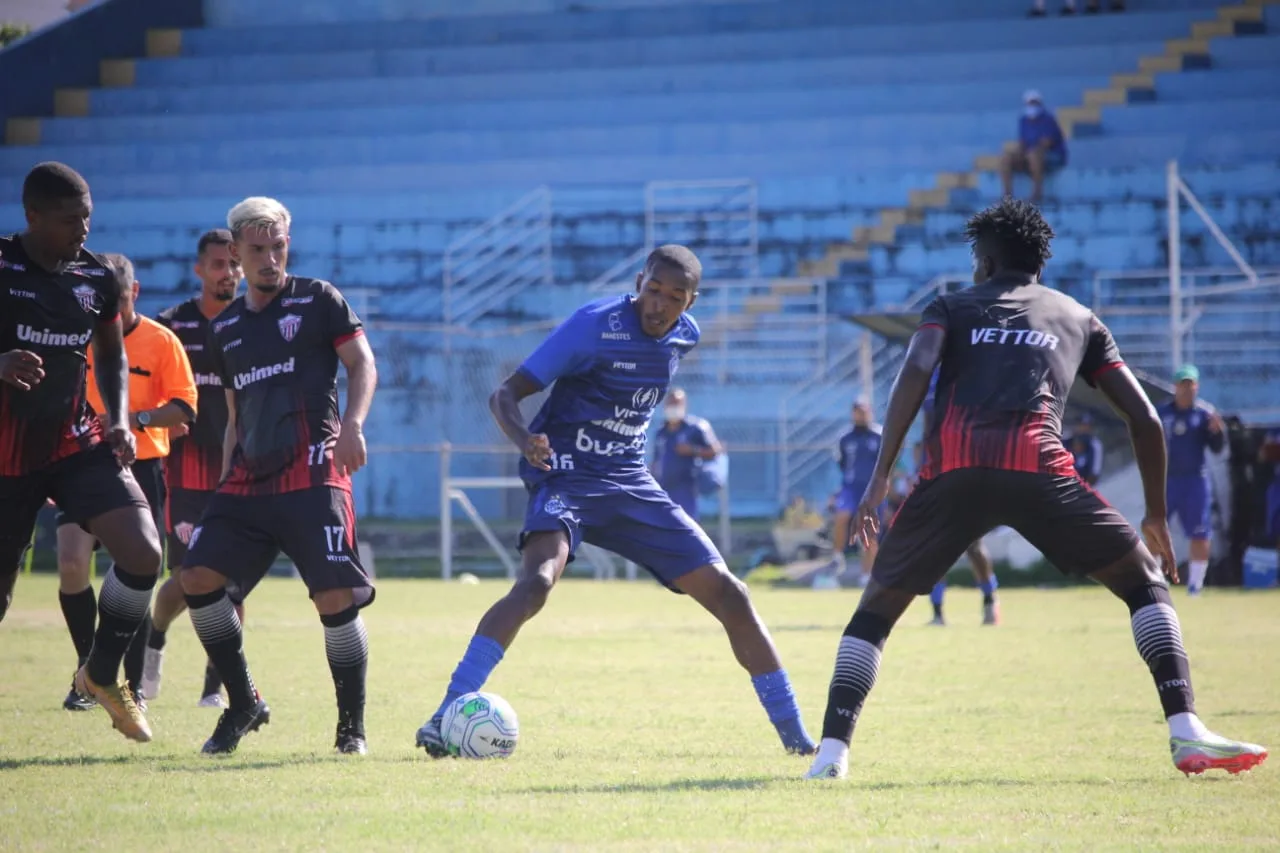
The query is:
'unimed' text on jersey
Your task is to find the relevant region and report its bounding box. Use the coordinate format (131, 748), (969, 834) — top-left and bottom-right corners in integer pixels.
(207, 276), (363, 495)
(0, 235), (120, 475)
(917, 274), (1124, 480)
(517, 295), (699, 486)
(157, 297), (231, 491)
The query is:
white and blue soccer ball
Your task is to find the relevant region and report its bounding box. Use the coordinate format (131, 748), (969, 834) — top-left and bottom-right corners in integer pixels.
(441, 691), (519, 759)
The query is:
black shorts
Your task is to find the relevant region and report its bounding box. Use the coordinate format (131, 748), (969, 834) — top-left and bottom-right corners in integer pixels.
(165, 487), (212, 571)
(0, 444), (149, 574)
(182, 486), (373, 607)
(874, 468), (1141, 595)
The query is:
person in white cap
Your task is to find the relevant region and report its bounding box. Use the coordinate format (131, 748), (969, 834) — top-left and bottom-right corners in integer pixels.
(1000, 90), (1068, 204)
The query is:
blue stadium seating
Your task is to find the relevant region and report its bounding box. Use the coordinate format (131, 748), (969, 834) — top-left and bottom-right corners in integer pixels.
(2, 0), (1277, 517)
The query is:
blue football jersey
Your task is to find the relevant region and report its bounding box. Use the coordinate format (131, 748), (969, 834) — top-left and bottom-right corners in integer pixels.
(837, 425), (882, 486)
(1157, 401), (1224, 478)
(516, 294), (699, 488)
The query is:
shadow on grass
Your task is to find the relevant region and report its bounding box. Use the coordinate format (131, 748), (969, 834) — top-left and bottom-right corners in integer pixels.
(0, 754), (321, 772)
(519, 775), (777, 795)
(520, 773), (1153, 796)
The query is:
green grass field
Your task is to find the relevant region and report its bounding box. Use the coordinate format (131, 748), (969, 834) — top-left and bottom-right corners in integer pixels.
(1, 575), (1276, 851)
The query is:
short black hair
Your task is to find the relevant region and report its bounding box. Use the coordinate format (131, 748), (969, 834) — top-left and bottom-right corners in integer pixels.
(645, 244), (702, 289)
(101, 252), (135, 294)
(196, 228), (233, 257)
(964, 197), (1054, 275)
(22, 161), (90, 212)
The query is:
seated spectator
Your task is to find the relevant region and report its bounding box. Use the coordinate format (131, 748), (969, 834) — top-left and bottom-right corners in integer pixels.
(1000, 90), (1067, 204)
(1029, 1), (1125, 15)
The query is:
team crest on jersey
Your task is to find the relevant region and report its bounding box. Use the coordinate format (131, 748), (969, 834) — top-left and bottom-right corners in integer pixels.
(72, 283), (99, 313)
(544, 495), (568, 516)
(632, 387), (661, 411)
(278, 313), (302, 341)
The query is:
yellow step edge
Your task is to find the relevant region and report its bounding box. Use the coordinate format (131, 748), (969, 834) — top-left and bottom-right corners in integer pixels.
(1244, 0), (1280, 8)
(1191, 18), (1235, 38)
(879, 208), (910, 228)
(867, 223), (898, 246)
(1221, 4), (1264, 20)
(100, 59), (136, 88)
(907, 187), (949, 209)
(1111, 72), (1155, 89)
(770, 280), (816, 296)
(974, 154), (1004, 173)
(935, 172), (976, 191)
(743, 296), (782, 315)
(54, 89), (91, 117)
(5, 118), (41, 146)
(1140, 55), (1183, 73)
(1083, 87), (1128, 108)
(146, 28), (183, 58)
(827, 244), (870, 262)
(1165, 37), (1211, 57)
(1057, 105), (1102, 124)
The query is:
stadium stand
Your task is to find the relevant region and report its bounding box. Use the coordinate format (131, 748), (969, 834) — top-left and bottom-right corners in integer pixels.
(1, 0), (1277, 520)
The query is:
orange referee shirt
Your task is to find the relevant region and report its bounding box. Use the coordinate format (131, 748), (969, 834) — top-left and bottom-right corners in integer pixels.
(86, 315), (198, 461)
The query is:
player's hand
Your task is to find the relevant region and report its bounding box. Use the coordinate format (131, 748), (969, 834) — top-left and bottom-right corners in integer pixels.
(1141, 516), (1178, 584)
(0, 350), (45, 390)
(853, 475), (890, 549)
(168, 423), (190, 439)
(1207, 412), (1225, 434)
(334, 423), (367, 477)
(106, 425), (137, 467)
(523, 433), (553, 471)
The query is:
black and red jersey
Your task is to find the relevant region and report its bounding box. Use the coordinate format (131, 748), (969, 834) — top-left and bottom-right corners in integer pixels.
(156, 297), (229, 491)
(917, 273), (1123, 481)
(0, 234), (121, 476)
(207, 276), (364, 496)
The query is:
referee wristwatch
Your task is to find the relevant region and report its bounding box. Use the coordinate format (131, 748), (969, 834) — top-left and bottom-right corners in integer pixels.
(135, 410), (153, 429)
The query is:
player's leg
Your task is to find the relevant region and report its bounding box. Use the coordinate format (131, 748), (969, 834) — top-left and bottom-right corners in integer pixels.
(1026, 147), (1047, 204)
(830, 487), (856, 576)
(52, 447), (162, 742)
(928, 579), (947, 625)
(808, 471), (988, 779)
(0, 472), (48, 625)
(591, 494), (815, 754)
(274, 487), (374, 755)
(1016, 474), (1266, 775)
(180, 494), (277, 755)
(967, 539), (1000, 625)
(121, 459), (165, 701)
(1185, 476), (1213, 595)
(1000, 149), (1028, 198)
(55, 518), (100, 710)
(416, 486), (580, 756)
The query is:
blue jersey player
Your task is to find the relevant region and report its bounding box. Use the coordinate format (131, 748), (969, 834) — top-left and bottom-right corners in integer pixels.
(832, 400), (882, 583)
(921, 369), (1001, 626)
(415, 245), (815, 757)
(1157, 364), (1225, 595)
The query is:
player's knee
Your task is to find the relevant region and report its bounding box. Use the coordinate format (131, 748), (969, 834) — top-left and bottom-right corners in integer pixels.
(180, 565), (225, 596)
(511, 570), (555, 615)
(57, 557), (92, 591)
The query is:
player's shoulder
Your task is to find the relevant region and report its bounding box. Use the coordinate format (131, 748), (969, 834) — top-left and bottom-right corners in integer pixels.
(867, 423), (883, 437)
(156, 296), (197, 325)
(575, 293), (629, 322)
(673, 310), (700, 343)
(209, 297), (247, 334)
(279, 275), (341, 307)
(66, 247), (117, 288)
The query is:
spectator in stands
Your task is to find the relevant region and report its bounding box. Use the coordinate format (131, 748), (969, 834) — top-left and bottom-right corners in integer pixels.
(651, 388), (721, 523)
(1029, 1), (1125, 15)
(1259, 430), (1280, 569)
(1068, 413), (1104, 485)
(1000, 90), (1068, 205)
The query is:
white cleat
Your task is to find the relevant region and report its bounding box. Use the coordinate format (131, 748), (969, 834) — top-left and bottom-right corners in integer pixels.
(140, 647), (164, 700)
(198, 693), (228, 709)
(804, 758), (848, 780)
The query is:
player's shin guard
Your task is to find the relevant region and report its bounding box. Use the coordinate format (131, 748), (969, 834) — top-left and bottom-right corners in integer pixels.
(821, 610), (891, 745)
(58, 586), (97, 664)
(186, 589), (258, 712)
(321, 606), (368, 732)
(752, 669), (815, 753)
(86, 568), (156, 686)
(1124, 583), (1195, 718)
(433, 635), (505, 720)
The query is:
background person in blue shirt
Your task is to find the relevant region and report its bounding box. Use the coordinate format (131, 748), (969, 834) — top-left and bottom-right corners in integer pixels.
(1067, 412), (1105, 486)
(1158, 364), (1225, 595)
(832, 400), (882, 585)
(1000, 90), (1067, 204)
(652, 388), (721, 522)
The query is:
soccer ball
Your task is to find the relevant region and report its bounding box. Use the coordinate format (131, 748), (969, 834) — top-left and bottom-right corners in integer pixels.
(441, 691), (519, 759)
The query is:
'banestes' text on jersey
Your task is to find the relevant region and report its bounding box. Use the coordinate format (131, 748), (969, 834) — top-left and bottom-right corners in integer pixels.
(517, 294), (699, 488)
(1157, 401), (1224, 479)
(0, 235), (120, 475)
(838, 425), (882, 487)
(207, 276), (363, 495)
(917, 273), (1124, 480)
(158, 297), (230, 491)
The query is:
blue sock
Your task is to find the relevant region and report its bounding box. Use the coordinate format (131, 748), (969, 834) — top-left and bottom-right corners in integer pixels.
(930, 581), (947, 609)
(979, 576), (998, 602)
(751, 669), (814, 753)
(433, 634), (505, 721)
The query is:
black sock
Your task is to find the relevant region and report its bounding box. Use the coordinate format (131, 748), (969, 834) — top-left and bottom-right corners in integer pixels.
(932, 602), (943, 620)
(821, 610), (892, 745)
(86, 568), (156, 686)
(124, 607), (151, 694)
(147, 625), (167, 652)
(321, 605), (368, 733)
(1123, 583), (1196, 718)
(982, 592), (994, 606)
(186, 589), (257, 711)
(59, 587), (97, 665)
(0, 569), (17, 623)
(201, 661), (224, 698)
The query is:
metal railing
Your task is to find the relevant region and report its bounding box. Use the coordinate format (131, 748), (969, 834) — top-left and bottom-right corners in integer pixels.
(645, 178), (759, 280)
(442, 186), (553, 327)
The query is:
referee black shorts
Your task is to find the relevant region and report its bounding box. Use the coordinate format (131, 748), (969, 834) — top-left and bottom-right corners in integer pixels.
(873, 468), (1141, 595)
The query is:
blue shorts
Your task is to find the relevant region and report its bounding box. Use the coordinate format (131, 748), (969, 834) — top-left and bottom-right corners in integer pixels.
(1167, 475), (1212, 540)
(663, 483), (699, 521)
(520, 476), (721, 591)
(835, 483), (866, 514)
(1266, 482), (1280, 541)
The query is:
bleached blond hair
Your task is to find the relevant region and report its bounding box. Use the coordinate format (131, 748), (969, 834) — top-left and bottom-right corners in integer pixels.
(227, 196), (291, 239)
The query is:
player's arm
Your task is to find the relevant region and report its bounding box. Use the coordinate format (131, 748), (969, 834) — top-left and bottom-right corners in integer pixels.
(1204, 410), (1226, 454)
(135, 333), (198, 430)
(695, 420), (722, 460)
(92, 317), (129, 431)
(337, 334), (377, 434)
(499, 310), (593, 470)
(490, 371), (550, 470)
(872, 325), (944, 482)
